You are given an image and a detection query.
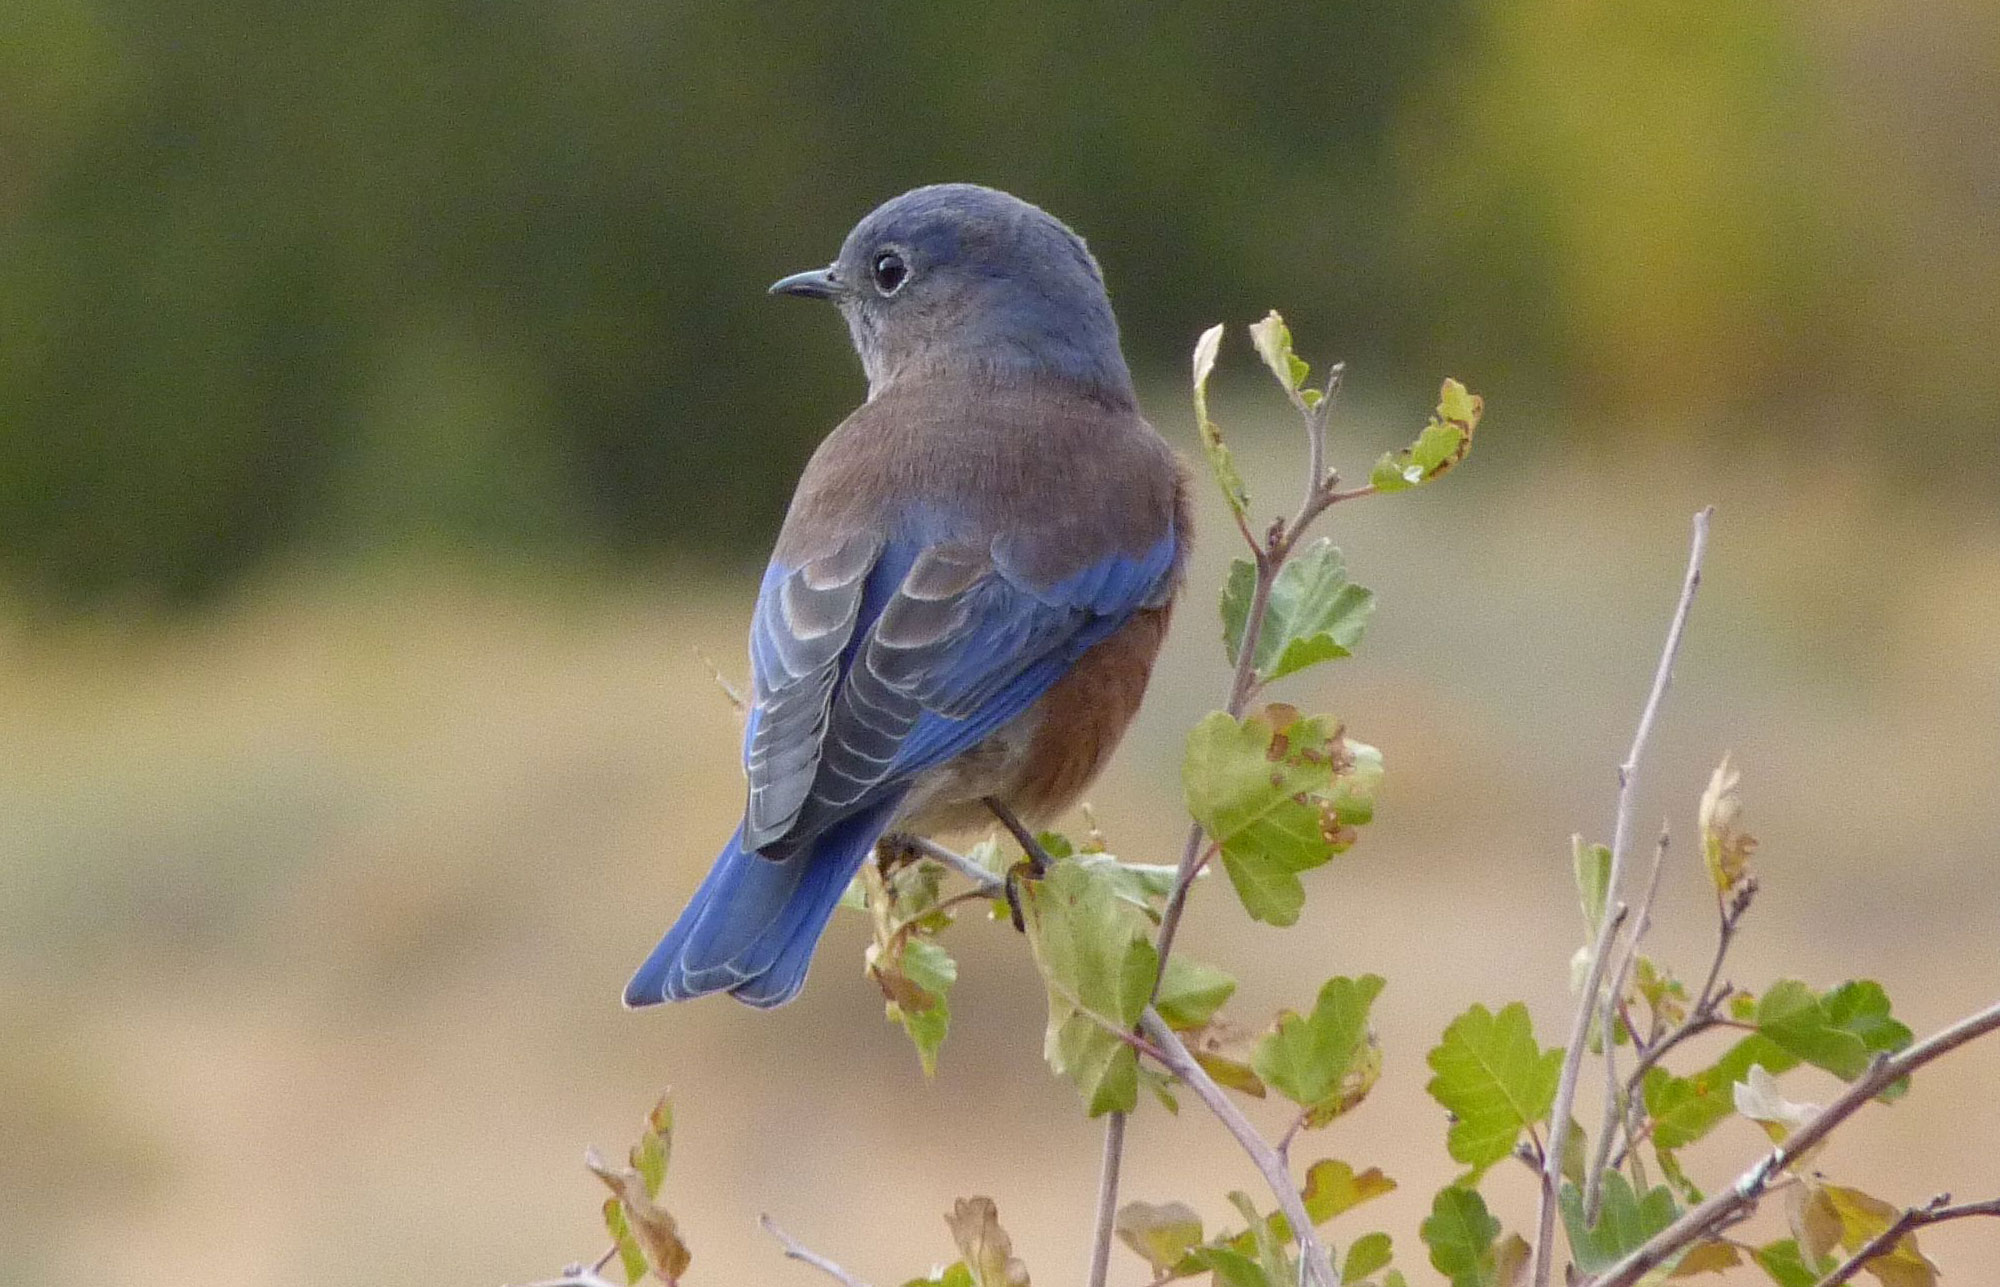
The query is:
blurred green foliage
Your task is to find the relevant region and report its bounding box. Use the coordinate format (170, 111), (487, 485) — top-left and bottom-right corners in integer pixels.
(2, 0), (1994, 601)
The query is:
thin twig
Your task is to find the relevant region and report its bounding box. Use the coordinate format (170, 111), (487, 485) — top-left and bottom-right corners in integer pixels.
(902, 835), (1006, 897)
(985, 796), (1056, 873)
(761, 1215), (876, 1287)
(1586, 997), (2000, 1287)
(1140, 1009), (1336, 1287)
(1812, 1195), (2000, 1287)
(1584, 830), (1671, 1219)
(1613, 880), (1755, 1170)
(1536, 507), (1712, 1287)
(1086, 1111), (1127, 1287)
(510, 1268), (622, 1287)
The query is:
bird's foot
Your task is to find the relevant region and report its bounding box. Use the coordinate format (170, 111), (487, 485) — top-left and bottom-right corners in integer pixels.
(982, 796), (1054, 875)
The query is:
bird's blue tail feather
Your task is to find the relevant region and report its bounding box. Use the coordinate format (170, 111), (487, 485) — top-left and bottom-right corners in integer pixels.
(623, 800), (897, 1009)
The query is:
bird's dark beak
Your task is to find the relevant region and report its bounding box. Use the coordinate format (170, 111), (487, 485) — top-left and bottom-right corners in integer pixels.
(767, 265), (842, 300)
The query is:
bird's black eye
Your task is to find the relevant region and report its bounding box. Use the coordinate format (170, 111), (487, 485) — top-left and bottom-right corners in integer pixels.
(871, 250), (908, 295)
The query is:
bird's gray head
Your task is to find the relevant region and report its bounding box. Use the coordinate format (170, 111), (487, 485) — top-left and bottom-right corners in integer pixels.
(770, 184), (1135, 405)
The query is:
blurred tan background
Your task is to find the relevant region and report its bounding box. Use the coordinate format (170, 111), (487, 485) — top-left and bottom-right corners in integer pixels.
(5, 0), (2000, 1283)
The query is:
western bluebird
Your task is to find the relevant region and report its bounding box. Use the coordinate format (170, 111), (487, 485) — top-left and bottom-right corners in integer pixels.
(624, 184), (1189, 1008)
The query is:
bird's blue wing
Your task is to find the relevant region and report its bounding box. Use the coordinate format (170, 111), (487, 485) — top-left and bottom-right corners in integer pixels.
(740, 519), (1178, 852)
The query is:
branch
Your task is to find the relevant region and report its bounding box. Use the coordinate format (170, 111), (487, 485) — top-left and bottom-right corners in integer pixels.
(762, 1215), (876, 1287)
(509, 1271), (622, 1287)
(1584, 830), (1670, 1218)
(1812, 1194), (2000, 1287)
(1612, 878), (1754, 1170)
(1586, 997), (2000, 1287)
(1140, 1009), (1336, 1287)
(1535, 507), (1713, 1287)
(901, 835), (1006, 897)
(1086, 1112), (1127, 1287)
(1095, 348), (1355, 1287)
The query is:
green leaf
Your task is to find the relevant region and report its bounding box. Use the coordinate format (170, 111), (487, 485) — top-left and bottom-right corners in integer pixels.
(1751, 1240), (1819, 1287)
(1420, 1187), (1500, 1285)
(1645, 1033), (1799, 1151)
(1023, 858), (1159, 1115)
(1249, 310), (1311, 394)
(892, 994), (951, 1078)
(871, 931), (958, 1075)
(1424, 1002), (1562, 1178)
(1370, 379), (1481, 493)
(1756, 979), (1911, 1084)
(630, 1095), (672, 1198)
(1342, 1233), (1393, 1284)
(1192, 1244), (1275, 1287)
(1221, 541), (1376, 683)
(1557, 1174), (1678, 1272)
(1255, 975), (1386, 1110)
(1183, 709), (1339, 926)
(1229, 1191), (1293, 1287)
(1116, 1201), (1203, 1274)
(1074, 852), (1181, 920)
(1156, 957), (1238, 1031)
(1192, 323), (1249, 520)
(900, 1266), (977, 1287)
(1572, 837), (1611, 934)
(900, 936), (957, 996)
(602, 1198), (647, 1286)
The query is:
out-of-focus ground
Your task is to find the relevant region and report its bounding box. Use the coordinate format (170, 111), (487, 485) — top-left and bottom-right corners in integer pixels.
(6, 418), (1999, 1284)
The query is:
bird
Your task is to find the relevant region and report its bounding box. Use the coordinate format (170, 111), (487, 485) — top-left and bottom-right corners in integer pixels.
(624, 183), (1189, 1008)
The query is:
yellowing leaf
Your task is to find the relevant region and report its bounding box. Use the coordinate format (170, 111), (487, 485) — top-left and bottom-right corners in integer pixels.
(1115, 1201), (1204, 1274)
(631, 1094), (673, 1197)
(588, 1147), (692, 1284)
(1699, 753), (1755, 892)
(1299, 1158), (1397, 1224)
(1249, 310), (1311, 394)
(1370, 379), (1481, 493)
(946, 1197), (1030, 1287)
(1820, 1186), (1940, 1287)
(1667, 1241), (1741, 1277)
(1192, 324), (1249, 519)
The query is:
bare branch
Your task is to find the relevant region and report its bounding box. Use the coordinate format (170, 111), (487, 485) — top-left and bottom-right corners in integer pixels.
(1812, 1194), (2000, 1287)
(901, 835), (1006, 897)
(762, 1215), (876, 1287)
(1536, 507), (1713, 1287)
(1586, 997), (2000, 1287)
(1139, 1009), (1336, 1287)
(1584, 830), (1671, 1218)
(509, 1264), (623, 1287)
(1086, 1112), (1127, 1287)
